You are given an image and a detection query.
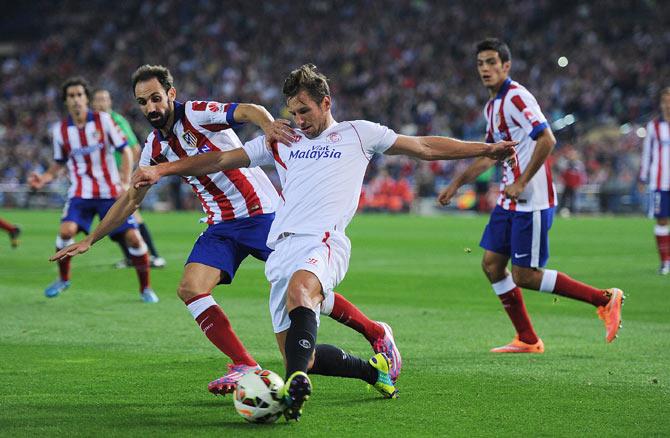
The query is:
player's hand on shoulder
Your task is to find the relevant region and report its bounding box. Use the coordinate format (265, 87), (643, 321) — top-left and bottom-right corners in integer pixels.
(486, 140), (517, 161)
(437, 184), (458, 206)
(132, 166), (161, 189)
(263, 119), (297, 148)
(49, 240), (92, 261)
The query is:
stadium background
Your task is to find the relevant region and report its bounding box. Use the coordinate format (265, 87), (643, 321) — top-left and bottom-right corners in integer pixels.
(1, 1), (669, 436)
(1, 0), (668, 214)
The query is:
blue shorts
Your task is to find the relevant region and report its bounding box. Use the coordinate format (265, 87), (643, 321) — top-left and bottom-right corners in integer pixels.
(61, 197), (136, 238)
(186, 213), (274, 284)
(651, 190), (670, 219)
(480, 205), (554, 268)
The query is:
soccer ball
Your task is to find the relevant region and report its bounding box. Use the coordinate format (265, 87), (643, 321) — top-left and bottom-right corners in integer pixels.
(233, 369), (285, 423)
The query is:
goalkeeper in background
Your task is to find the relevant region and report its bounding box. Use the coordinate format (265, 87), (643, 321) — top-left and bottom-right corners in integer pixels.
(92, 88), (166, 268)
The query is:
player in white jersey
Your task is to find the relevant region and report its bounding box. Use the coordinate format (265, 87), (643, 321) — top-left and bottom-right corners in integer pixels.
(639, 87), (670, 274)
(52, 65), (404, 396)
(30, 77), (156, 302)
(438, 38), (624, 353)
(129, 63), (516, 421)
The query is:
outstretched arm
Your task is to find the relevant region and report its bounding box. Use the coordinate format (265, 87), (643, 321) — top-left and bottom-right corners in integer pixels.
(386, 135), (516, 161)
(50, 184), (151, 261)
(132, 147), (251, 188)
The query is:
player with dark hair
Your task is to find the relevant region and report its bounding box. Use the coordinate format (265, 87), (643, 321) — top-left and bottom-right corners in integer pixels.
(30, 77), (157, 302)
(53, 64), (404, 397)
(639, 87), (670, 275)
(91, 88), (166, 269)
(439, 38), (624, 353)
(128, 63), (516, 420)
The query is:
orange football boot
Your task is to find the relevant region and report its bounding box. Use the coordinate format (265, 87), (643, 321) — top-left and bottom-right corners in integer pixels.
(490, 336), (544, 353)
(597, 288), (624, 343)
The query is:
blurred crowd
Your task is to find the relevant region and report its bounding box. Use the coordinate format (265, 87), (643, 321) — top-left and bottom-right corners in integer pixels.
(1, 0), (667, 212)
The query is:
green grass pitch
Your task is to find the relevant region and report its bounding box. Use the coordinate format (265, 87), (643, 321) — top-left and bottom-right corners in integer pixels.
(0, 209), (668, 436)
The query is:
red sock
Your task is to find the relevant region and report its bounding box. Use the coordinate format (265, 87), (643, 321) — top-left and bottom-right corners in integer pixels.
(0, 218), (16, 232)
(553, 272), (608, 306)
(329, 292), (384, 344)
(498, 287), (538, 344)
(186, 294), (256, 366)
(58, 256), (71, 281)
(130, 253), (150, 291)
(656, 234), (670, 263)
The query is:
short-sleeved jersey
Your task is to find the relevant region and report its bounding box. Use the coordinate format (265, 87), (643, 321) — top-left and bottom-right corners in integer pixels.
(139, 101), (278, 224)
(639, 118), (670, 191)
(484, 78), (556, 211)
(111, 111), (140, 168)
(52, 110), (128, 199)
(243, 120), (398, 249)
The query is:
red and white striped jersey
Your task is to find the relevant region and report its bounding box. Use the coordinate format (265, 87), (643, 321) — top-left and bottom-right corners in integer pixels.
(484, 78), (556, 211)
(52, 111), (128, 199)
(640, 118), (670, 191)
(139, 101), (278, 224)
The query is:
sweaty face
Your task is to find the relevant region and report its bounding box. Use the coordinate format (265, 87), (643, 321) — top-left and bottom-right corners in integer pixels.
(477, 50), (510, 92)
(134, 78), (174, 129)
(92, 90), (112, 112)
(64, 85), (89, 118)
(286, 90), (330, 139)
(660, 93), (670, 120)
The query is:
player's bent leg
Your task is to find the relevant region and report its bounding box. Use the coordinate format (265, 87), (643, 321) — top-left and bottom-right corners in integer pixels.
(123, 229), (156, 303)
(307, 344), (398, 398)
(482, 251), (543, 350)
(179, 263), (259, 395)
(320, 293), (401, 382)
(46, 222), (78, 298)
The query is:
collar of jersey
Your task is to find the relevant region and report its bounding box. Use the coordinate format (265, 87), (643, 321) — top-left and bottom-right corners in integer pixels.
(155, 101), (185, 141)
(493, 78), (513, 100)
(298, 120), (339, 140)
(67, 111), (95, 127)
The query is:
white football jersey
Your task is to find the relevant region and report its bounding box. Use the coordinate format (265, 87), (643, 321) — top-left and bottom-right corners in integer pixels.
(484, 78), (556, 211)
(243, 120), (398, 248)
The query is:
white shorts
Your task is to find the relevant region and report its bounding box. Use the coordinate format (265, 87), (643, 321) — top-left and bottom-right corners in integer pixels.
(265, 231), (351, 333)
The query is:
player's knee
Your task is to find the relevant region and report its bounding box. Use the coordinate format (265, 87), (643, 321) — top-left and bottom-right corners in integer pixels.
(176, 280), (199, 302)
(286, 283), (311, 311)
(59, 224), (77, 240)
(511, 267), (534, 288)
(124, 231), (142, 248)
(481, 258), (501, 279)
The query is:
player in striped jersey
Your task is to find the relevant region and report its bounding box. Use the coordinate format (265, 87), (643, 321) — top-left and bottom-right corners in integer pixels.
(30, 77), (156, 302)
(91, 89), (166, 269)
(639, 87), (670, 275)
(439, 38), (624, 352)
(52, 65), (401, 396)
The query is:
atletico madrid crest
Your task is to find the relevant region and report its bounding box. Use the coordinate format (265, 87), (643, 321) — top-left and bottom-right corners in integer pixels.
(183, 130), (198, 148)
